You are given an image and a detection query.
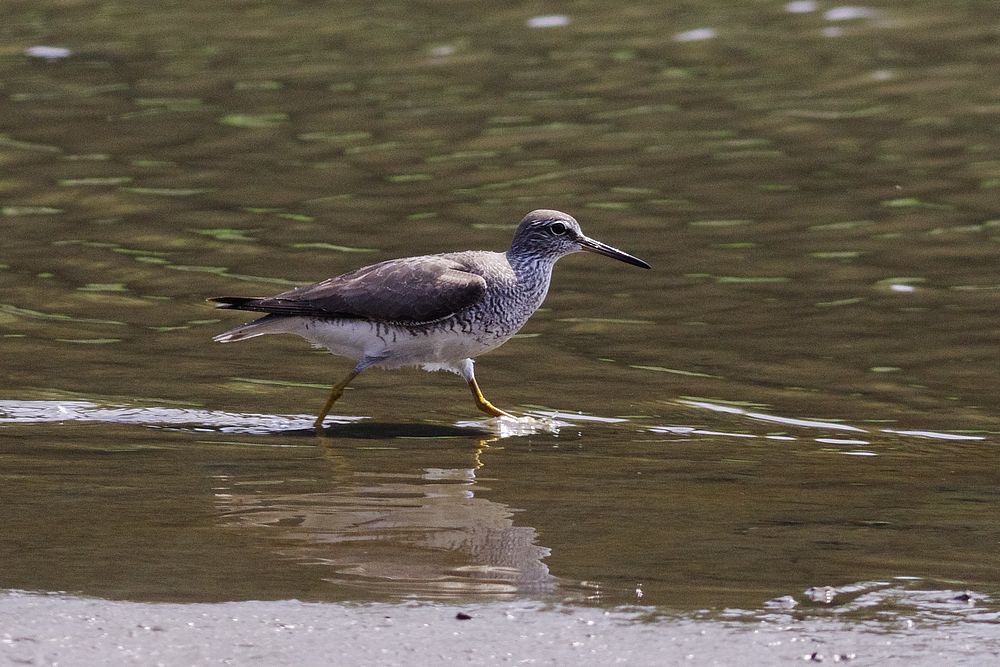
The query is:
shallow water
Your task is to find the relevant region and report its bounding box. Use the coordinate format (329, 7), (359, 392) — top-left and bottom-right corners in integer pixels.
(1, 0), (999, 621)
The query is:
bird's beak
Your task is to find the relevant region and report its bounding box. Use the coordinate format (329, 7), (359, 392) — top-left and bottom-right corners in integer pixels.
(578, 236), (651, 269)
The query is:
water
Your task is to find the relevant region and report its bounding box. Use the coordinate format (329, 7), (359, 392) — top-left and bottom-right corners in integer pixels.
(1, 0), (999, 622)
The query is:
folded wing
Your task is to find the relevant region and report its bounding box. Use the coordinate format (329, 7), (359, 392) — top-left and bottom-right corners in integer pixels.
(210, 255), (488, 323)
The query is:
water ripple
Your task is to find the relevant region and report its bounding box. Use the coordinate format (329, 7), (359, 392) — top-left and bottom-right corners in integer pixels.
(0, 400), (343, 434)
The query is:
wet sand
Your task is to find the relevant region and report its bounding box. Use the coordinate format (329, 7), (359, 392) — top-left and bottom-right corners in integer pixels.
(2, 592), (998, 666)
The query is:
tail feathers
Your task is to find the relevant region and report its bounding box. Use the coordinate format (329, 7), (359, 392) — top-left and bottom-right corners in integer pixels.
(209, 296), (267, 310)
(212, 314), (292, 343)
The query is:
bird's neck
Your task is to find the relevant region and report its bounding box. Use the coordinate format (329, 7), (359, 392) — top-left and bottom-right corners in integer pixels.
(505, 250), (557, 298)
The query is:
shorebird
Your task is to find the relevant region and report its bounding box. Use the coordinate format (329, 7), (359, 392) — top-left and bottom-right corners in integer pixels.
(211, 209), (650, 430)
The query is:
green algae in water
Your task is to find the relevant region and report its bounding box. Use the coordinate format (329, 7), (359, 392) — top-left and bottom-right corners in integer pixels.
(454, 166), (618, 193)
(881, 198), (953, 210)
(123, 187), (211, 197)
(689, 219), (752, 227)
(585, 202), (631, 210)
(809, 220), (873, 231)
(133, 98), (205, 111)
(291, 243), (377, 253)
(112, 248), (170, 257)
(298, 131), (371, 143)
(59, 177), (133, 186)
(387, 173), (433, 183)
(0, 303), (124, 325)
(0, 135), (62, 153)
(234, 80), (284, 91)
(166, 265), (301, 286)
(132, 159), (176, 168)
(557, 317), (654, 325)
(716, 276), (790, 284)
(2, 206), (63, 216)
(612, 187), (658, 195)
(816, 297), (865, 307)
(276, 213), (315, 222)
(426, 150), (498, 162)
(133, 256), (171, 265)
(810, 251), (864, 259)
(219, 113), (289, 128)
(193, 228), (257, 242)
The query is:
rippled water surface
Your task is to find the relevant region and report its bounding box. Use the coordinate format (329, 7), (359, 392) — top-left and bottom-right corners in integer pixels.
(1, 0), (999, 620)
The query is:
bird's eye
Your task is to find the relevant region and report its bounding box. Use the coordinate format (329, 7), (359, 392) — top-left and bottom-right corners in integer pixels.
(549, 222), (567, 235)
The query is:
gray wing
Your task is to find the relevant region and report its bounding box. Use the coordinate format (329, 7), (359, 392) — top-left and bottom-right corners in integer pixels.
(210, 255), (488, 323)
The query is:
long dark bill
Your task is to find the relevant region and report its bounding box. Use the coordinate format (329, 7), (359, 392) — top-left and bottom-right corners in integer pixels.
(578, 236), (651, 269)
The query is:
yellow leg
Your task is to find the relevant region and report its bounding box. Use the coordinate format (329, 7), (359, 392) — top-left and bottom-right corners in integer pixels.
(315, 369), (360, 431)
(467, 376), (515, 419)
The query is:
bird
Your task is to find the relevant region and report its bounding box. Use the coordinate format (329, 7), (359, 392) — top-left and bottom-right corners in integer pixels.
(210, 209), (651, 430)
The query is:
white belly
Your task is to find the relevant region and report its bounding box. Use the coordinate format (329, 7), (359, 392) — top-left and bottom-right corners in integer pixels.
(290, 317), (505, 372)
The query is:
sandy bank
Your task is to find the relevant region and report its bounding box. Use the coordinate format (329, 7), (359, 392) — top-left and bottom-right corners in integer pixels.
(2, 592), (998, 666)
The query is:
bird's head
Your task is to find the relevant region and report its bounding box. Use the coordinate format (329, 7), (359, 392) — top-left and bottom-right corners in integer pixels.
(509, 209), (651, 269)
